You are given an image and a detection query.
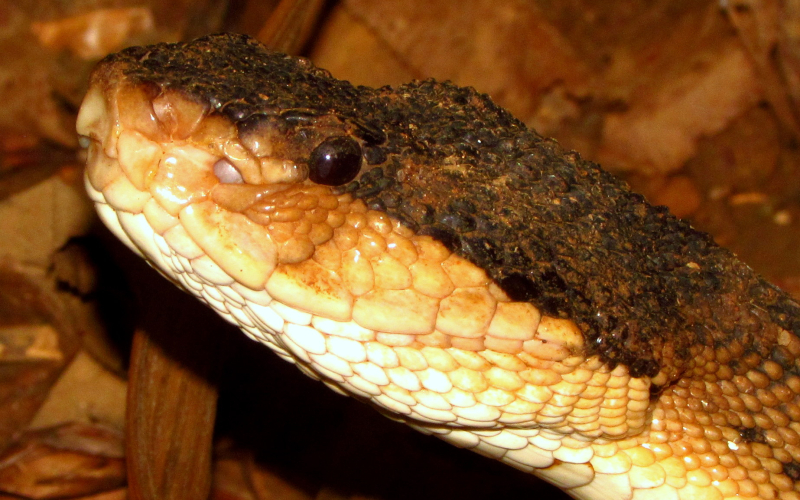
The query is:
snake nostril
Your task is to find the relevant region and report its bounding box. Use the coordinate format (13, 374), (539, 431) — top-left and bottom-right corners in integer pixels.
(213, 158), (244, 183)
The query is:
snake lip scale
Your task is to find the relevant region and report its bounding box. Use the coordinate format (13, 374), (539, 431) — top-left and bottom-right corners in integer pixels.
(77, 33), (800, 499)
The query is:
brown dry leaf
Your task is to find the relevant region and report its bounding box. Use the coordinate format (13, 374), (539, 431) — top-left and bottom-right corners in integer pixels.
(31, 7), (156, 60)
(0, 423), (125, 499)
(30, 350), (127, 430)
(687, 105), (781, 197)
(0, 173), (93, 268)
(24, 422), (124, 458)
(0, 5), (80, 147)
(643, 175), (703, 219)
(678, 102), (800, 277)
(0, 1), (227, 149)
(312, 0), (588, 124)
(226, 0), (281, 37)
(312, 1), (760, 176)
(74, 489), (127, 500)
(0, 263), (84, 452)
(0, 324), (62, 361)
(594, 2), (760, 173)
(725, 0), (800, 136)
(0, 136), (77, 201)
(597, 45), (759, 174)
(310, 6), (413, 89)
(0, 7), (99, 267)
(780, 0), (800, 119)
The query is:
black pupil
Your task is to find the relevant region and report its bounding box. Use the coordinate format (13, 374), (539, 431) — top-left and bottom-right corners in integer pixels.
(309, 136), (362, 185)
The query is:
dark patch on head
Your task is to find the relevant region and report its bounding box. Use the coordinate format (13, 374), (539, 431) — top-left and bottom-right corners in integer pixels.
(348, 118), (386, 145)
(460, 236), (499, 269)
(364, 146), (387, 165)
(629, 359), (659, 379)
(104, 34), (367, 125)
(498, 273), (542, 302)
(418, 225), (461, 253)
(771, 345), (795, 371)
(100, 34), (800, 381)
(735, 426), (766, 444)
(784, 462), (800, 482)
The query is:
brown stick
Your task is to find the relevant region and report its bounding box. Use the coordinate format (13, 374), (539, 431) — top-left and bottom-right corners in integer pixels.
(125, 287), (224, 500)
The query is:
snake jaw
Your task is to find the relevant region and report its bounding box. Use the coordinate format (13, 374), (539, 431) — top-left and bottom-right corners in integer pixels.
(180, 201), (278, 289)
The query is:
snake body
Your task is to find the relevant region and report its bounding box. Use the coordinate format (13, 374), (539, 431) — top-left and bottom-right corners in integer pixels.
(77, 34), (800, 499)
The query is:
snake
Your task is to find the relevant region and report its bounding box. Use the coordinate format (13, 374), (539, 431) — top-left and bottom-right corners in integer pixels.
(76, 33), (800, 499)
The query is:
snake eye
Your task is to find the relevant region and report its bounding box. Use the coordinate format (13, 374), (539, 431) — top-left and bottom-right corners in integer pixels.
(308, 136), (362, 185)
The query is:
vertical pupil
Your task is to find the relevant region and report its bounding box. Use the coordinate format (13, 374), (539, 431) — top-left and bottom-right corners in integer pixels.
(309, 136), (362, 185)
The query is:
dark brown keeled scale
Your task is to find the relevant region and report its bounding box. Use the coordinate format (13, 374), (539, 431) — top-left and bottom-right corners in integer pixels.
(102, 33), (800, 386)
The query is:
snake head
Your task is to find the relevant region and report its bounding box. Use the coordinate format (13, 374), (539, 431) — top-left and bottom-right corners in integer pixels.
(77, 34), (657, 446)
(76, 33), (800, 499)
(76, 32), (660, 434)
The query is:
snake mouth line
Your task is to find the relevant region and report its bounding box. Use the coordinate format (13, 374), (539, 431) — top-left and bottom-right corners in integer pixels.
(77, 34), (800, 500)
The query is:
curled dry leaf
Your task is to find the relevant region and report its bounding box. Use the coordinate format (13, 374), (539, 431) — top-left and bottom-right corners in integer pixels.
(0, 31), (76, 146)
(597, 45), (759, 174)
(22, 422), (124, 459)
(0, 324), (62, 362)
(0, 423), (125, 499)
(1, 1), (203, 149)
